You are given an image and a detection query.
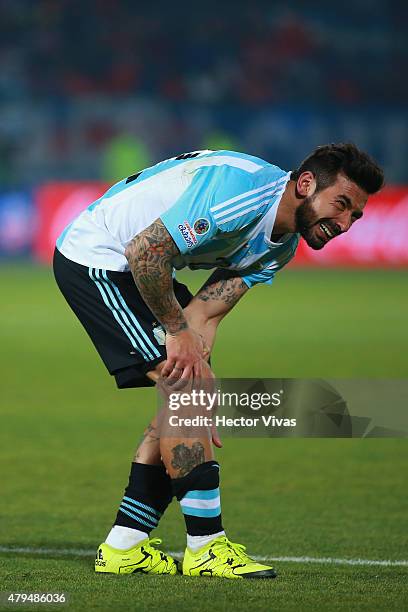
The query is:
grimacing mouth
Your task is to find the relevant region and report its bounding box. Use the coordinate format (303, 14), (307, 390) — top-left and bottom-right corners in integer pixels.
(319, 221), (336, 239)
(301, 219), (342, 248)
(314, 220), (341, 242)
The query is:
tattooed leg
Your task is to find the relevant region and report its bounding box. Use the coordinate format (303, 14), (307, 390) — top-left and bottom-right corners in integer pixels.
(133, 417), (162, 465)
(154, 364), (215, 478)
(132, 405), (214, 472)
(171, 441), (205, 476)
(165, 435), (222, 541)
(131, 364), (168, 465)
(160, 437), (213, 479)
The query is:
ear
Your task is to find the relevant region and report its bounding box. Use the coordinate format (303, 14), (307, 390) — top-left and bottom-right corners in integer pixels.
(296, 171), (316, 198)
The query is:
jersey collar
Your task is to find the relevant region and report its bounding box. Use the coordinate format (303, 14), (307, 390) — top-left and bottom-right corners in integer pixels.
(263, 172), (292, 247)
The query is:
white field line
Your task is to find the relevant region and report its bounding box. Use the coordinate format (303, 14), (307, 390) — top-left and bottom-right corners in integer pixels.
(0, 546), (407, 567)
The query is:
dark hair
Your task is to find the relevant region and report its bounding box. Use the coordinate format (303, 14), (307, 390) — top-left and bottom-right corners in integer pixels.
(292, 143), (384, 194)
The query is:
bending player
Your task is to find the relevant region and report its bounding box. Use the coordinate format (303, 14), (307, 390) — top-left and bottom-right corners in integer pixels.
(53, 144), (383, 578)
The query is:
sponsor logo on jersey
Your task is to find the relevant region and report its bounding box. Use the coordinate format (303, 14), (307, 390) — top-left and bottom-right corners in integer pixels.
(178, 221), (197, 249)
(193, 217), (210, 235)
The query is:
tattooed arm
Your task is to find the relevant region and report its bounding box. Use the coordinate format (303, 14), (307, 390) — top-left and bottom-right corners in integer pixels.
(183, 268), (249, 354)
(125, 218), (206, 381)
(125, 218), (185, 333)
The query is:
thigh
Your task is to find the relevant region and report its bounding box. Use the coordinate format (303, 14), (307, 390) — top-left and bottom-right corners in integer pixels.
(53, 248), (193, 388)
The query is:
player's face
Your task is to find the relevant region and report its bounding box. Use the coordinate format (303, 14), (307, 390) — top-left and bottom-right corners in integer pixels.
(295, 173), (368, 250)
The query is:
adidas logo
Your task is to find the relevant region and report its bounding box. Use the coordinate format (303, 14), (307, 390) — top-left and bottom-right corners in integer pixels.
(95, 548), (107, 566)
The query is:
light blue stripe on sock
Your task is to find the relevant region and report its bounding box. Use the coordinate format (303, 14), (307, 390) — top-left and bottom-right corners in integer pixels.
(181, 505), (221, 518)
(120, 503), (157, 529)
(123, 496), (162, 518)
(183, 488), (220, 501)
(121, 502), (158, 525)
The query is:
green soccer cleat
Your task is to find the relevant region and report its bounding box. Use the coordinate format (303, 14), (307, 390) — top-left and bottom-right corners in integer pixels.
(95, 538), (178, 575)
(182, 535), (277, 579)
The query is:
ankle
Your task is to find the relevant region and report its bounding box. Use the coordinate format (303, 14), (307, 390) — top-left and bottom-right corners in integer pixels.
(105, 525), (148, 550)
(187, 530), (226, 552)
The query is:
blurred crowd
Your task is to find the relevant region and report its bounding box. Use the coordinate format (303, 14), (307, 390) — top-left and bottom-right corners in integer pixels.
(0, 0), (407, 184)
(1, 0), (406, 106)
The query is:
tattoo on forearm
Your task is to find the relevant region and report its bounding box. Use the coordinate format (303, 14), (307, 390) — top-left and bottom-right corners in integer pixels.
(171, 442), (205, 477)
(125, 219), (187, 334)
(198, 277), (247, 306)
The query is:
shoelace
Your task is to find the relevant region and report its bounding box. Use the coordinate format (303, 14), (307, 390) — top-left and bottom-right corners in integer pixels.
(148, 538), (167, 558)
(211, 538), (254, 564)
(145, 538), (170, 564)
(226, 540), (254, 563)
(147, 538), (162, 549)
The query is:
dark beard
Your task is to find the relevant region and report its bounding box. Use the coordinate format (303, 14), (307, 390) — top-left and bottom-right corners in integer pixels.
(295, 195), (324, 250)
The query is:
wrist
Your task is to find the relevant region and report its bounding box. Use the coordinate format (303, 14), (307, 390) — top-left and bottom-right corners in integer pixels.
(165, 320), (189, 336)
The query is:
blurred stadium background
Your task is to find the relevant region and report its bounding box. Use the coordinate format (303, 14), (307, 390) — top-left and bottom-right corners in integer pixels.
(1, 1), (407, 610)
(0, 0), (408, 264)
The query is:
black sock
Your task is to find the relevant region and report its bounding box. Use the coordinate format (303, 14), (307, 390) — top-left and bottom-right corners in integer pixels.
(172, 461), (223, 536)
(114, 463), (173, 534)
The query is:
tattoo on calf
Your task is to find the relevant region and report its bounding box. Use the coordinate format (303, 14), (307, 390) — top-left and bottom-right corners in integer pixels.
(143, 423), (160, 441)
(134, 422), (160, 460)
(171, 441), (205, 477)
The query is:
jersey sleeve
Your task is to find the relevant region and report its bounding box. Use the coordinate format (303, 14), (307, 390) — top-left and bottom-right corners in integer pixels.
(240, 234), (300, 288)
(160, 165), (263, 254)
(240, 266), (276, 288)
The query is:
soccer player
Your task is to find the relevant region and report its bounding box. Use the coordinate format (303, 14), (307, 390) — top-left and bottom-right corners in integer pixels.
(53, 144), (383, 578)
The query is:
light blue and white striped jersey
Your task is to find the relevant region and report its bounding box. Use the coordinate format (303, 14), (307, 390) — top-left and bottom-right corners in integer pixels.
(57, 150), (300, 287)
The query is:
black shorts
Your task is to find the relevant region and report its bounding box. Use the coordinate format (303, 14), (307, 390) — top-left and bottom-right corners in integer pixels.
(53, 248), (193, 389)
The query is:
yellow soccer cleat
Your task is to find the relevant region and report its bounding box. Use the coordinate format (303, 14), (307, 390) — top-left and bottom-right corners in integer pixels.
(95, 538), (178, 575)
(182, 535), (277, 579)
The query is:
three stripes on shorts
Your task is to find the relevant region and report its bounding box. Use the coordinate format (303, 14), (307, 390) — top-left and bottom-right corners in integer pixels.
(89, 267), (160, 361)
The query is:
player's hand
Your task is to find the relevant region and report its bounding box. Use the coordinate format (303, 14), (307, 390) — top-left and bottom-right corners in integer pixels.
(183, 308), (214, 363)
(162, 328), (206, 384)
(200, 335), (211, 361)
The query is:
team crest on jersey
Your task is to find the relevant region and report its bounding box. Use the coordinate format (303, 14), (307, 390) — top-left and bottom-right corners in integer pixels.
(193, 218), (210, 235)
(178, 221), (197, 249)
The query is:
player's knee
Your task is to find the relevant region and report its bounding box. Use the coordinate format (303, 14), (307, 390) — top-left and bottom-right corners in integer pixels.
(146, 362), (165, 384)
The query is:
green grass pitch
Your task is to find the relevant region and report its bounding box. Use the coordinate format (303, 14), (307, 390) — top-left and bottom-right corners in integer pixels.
(1, 265), (407, 611)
